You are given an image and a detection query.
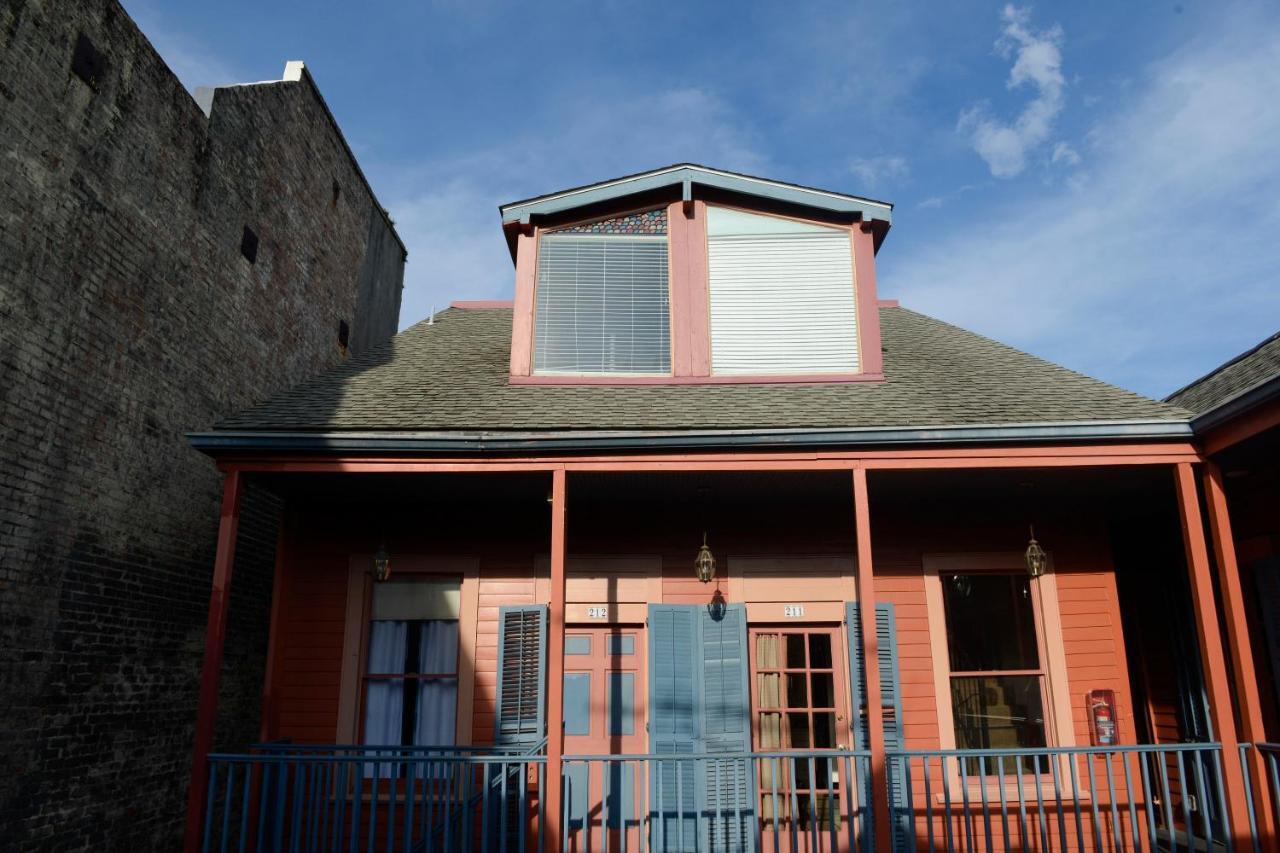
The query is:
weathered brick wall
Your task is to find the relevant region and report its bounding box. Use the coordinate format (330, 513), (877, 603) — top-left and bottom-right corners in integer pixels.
(0, 1), (406, 848)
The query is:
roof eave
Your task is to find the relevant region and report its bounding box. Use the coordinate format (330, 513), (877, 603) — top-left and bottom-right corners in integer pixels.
(1189, 373), (1280, 434)
(189, 419), (1192, 458)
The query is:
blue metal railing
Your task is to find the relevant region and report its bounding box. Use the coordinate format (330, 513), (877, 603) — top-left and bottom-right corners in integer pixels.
(201, 742), (1264, 851)
(886, 743), (1232, 853)
(561, 749), (874, 853)
(201, 745), (545, 853)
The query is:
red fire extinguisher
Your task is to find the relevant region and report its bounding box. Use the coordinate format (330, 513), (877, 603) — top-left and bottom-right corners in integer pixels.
(1088, 689), (1118, 747)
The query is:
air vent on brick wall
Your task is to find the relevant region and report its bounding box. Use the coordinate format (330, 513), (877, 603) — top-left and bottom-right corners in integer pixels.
(240, 226), (258, 264)
(71, 34), (105, 89)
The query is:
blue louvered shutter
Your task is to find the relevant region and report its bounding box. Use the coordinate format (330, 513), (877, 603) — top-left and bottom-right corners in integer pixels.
(846, 602), (906, 853)
(648, 605), (700, 850)
(697, 604), (756, 852)
(494, 605), (547, 746)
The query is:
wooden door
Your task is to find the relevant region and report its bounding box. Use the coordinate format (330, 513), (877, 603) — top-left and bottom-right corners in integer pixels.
(562, 626), (645, 851)
(751, 626), (852, 851)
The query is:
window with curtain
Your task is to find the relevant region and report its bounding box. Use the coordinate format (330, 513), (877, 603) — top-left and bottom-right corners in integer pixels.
(532, 228), (671, 375)
(362, 577), (460, 747)
(942, 573), (1048, 774)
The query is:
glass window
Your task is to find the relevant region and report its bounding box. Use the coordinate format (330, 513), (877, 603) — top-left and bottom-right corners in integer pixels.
(533, 228), (671, 375)
(942, 573), (1047, 773)
(362, 578), (461, 747)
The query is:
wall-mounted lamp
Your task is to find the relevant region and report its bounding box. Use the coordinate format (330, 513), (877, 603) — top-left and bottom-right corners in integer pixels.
(1024, 526), (1047, 578)
(694, 532), (717, 584)
(373, 542), (392, 582)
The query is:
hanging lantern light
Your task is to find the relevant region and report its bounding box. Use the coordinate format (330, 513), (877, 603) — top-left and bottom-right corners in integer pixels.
(694, 532), (717, 584)
(373, 542), (392, 582)
(1024, 526), (1047, 578)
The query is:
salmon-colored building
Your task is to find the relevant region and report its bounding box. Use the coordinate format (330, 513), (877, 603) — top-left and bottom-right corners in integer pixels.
(184, 166), (1279, 852)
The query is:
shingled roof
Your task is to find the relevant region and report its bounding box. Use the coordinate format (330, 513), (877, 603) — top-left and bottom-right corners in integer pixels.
(209, 305), (1187, 442)
(1166, 330), (1280, 416)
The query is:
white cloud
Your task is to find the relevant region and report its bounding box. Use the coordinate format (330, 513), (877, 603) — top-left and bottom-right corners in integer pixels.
(850, 155), (910, 190)
(1050, 141), (1081, 167)
(886, 13), (1280, 396)
(383, 87), (767, 328)
(959, 6), (1066, 178)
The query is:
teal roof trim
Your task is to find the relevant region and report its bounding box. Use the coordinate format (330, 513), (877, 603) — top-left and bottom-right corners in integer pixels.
(499, 164), (894, 227)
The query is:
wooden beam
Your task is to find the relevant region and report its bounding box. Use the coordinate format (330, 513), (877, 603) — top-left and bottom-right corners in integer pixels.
(543, 468), (568, 851)
(1204, 461), (1276, 845)
(853, 467), (892, 851)
(215, 441), (1202, 475)
(183, 470), (244, 853)
(1173, 462), (1252, 850)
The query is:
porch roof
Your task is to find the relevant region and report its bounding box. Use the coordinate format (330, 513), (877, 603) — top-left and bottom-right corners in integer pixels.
(199, 305), (1189, 451)
(1166, 328), (1280, 429)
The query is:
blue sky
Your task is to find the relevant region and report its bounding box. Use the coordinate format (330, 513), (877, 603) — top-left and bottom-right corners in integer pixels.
(125, 1), (1280, 400)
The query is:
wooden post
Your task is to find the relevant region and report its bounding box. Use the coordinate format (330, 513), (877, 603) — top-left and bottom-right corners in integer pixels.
(1174, 463), (1253, 850)
(258, 507), (291, 743)
(853, 467), (892, 851)
(184, 470), (244, 853)
(1204, 461), (1276, 845)
(544, 468), (568, 851)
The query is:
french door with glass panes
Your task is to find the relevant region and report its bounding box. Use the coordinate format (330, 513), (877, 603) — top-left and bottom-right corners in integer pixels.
(750, 626), (851, 849)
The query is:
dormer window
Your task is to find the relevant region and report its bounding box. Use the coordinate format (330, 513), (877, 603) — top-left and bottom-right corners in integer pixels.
(706, 206), (858, 375)
(532, 211), (671, 375)
(504, 165), (892, 384)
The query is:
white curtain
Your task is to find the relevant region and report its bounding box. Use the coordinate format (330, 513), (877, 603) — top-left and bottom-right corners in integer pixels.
(363, 621), (407, 746)
(414, 620), (459, 746)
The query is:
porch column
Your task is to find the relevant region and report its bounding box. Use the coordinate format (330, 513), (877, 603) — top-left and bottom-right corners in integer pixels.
(1204, 462), (1276, 844)
(183, 470), (244, 853)
(544, 468), (568, 851)
(1174, 462), (1253, 849)
(852, 467), (892, 851)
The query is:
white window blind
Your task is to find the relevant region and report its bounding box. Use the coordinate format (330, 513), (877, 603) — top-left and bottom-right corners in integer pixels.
(707, 206), (859, 375)
(533, 234), (671, 374)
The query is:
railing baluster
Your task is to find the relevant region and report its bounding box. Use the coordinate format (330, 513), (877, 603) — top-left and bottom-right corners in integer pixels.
(1154, 747), (1176, 853)
(220, 762), (235, 853)
(1049, 748), (1068, 853)
(203, 762), (218, 853)
(1066, 752), (1085, 853)
(940, 754), (955, 853)
(1189, 748), (1214, 849)
(1032, 755), (1049, 853)
(1175, 750), (1195, 850)
(1209, 747), (1233, 846)
(807, 755), (819, 853)
(922, 756), (936, 853)
(1083, 751), (1103, 853)
(239, 762), (253, 853)
(976, 754), (993, 853)
(1102, 752), (1121, 853)
(994, 755), (1009, 852)
(1138, 751), (1157, 853)
(958, 753), (974, 853)
(1118, 751), (1141, 853)
(771, 755), (782, 853)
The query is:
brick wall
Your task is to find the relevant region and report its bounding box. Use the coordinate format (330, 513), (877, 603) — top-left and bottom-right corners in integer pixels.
(0, 0), (405, 848)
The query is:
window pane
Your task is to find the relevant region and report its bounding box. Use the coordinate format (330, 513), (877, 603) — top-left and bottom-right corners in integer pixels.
(951, 675), (1047, 753)
(418, 620), (459, 675)
(785, 634), (806, 668)
(533, 234), (670, 374)
(943, 574), (1039, 671)
(810, 673), (835, 708)
(808, 633), (832, 668)
(363, 678), (405, 745)
(786, 674), (807, 708)
(414, 678), (457, 745)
